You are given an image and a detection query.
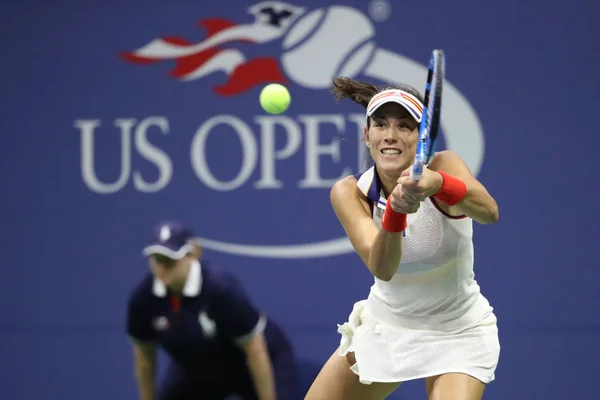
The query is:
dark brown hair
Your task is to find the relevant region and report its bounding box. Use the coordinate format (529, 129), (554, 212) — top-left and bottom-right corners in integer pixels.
(331, 77), (424, 126)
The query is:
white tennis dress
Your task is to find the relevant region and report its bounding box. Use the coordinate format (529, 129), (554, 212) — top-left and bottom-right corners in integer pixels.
(337, 166), (500, 384)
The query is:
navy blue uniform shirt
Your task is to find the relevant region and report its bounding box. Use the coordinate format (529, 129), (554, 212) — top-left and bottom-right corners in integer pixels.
(127, 260), (291, 381)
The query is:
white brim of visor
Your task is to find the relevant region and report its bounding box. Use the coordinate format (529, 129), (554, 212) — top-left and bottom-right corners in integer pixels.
(365, 89), (423, 123)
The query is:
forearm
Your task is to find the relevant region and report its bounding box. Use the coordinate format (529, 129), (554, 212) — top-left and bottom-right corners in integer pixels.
(368, 228), (403, 281)
(134, 361), (155, 400)
(247, 352), (276, 400)
(429, 151), (499, 224)
(245, 336), (276, 400)
(454, 182), (499, 224)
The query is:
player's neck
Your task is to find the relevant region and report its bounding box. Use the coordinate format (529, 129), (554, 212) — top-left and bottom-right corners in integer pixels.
(379, 175), (399, 199)
(375, 166), (400, 198)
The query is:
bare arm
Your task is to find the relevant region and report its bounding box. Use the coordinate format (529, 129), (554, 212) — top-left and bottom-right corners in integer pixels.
(132, 340), (157, 400)
(429, 150), (499, 224)
(240, 331), (276, 400)
(330, 176), (402, 281)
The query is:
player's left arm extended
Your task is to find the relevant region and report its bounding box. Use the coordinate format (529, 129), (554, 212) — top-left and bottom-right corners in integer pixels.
(240, 330), (276, 400)
(430, 150), (499, 224)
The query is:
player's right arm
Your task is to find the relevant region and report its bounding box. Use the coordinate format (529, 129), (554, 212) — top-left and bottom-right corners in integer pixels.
(132, 340), (157, 400)
(330, 175), (404, 281)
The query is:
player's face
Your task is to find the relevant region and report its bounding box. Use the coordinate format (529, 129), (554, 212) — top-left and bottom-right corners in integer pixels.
(364, 103), (419, 177)
(149, 254), (192, 289)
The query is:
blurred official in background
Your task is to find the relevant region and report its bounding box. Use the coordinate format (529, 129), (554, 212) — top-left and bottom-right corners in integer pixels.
(126, 221), (302, 400)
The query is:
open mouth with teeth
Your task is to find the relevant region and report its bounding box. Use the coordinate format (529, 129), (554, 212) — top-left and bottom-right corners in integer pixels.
(380, 148), (402, 158)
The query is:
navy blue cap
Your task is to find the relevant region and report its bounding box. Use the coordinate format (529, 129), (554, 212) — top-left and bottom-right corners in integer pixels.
(142, 220), (195, 260)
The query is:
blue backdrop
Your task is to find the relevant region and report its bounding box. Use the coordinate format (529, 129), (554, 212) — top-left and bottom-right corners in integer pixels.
(2, 0), (598, 399)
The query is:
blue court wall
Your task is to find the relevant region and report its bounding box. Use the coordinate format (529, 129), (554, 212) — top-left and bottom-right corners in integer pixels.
(1, 1), (598, 399)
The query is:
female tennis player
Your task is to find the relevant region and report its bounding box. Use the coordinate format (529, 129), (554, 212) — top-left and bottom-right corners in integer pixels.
(304, 77), (500, 400)
(126, 220), (302, 400)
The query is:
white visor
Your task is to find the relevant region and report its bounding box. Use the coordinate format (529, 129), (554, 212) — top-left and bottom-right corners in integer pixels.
(366, 89), (424, 122)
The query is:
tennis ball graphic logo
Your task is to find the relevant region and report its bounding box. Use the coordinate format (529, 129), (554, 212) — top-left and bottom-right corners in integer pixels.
(280, 6), (376, 89)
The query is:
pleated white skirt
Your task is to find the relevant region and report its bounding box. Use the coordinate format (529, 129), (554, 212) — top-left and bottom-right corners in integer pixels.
(337, 299), (500, 385)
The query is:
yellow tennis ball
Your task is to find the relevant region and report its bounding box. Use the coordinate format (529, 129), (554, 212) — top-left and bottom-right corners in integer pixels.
(259, 83), (291, 114)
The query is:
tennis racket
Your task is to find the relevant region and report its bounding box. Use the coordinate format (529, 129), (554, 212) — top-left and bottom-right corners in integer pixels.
(410, 49), (445, 181)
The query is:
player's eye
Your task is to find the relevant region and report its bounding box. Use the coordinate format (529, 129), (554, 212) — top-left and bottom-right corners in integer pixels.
(399, 121), (417, 131)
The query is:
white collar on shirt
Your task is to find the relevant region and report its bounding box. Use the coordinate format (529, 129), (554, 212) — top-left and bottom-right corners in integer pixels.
(152, 259), (202, 297)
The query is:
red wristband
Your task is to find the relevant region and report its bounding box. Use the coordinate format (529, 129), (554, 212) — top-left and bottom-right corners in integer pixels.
(381, 200), (407, 232)
(433, 171), (467, 206)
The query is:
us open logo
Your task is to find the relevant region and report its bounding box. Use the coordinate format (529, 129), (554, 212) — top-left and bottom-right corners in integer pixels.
(76, 2), (485, 259)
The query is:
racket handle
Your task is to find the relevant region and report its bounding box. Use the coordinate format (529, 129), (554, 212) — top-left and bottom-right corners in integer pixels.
(410, 161), (424, 181)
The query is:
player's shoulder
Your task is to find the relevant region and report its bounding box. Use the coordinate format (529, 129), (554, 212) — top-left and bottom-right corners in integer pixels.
(332, 174), (358, 190)
(330, 173), (363, 202)
(127, 273), (155, 306)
